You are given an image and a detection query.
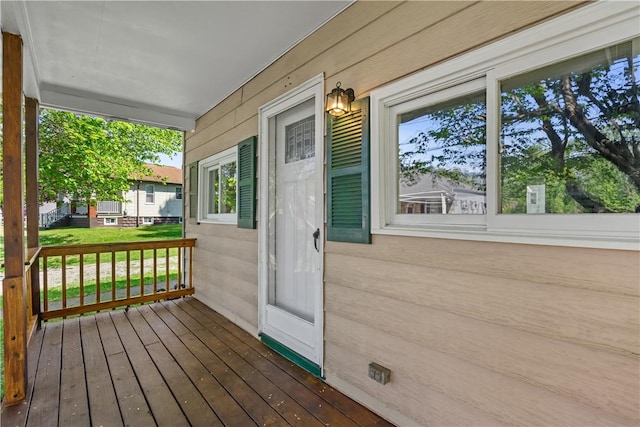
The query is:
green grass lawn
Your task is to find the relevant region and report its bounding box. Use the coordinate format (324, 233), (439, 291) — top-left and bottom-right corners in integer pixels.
(1, 224), (183, 398)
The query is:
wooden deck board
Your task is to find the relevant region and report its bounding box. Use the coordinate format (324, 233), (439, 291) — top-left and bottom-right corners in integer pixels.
(186, 298), (396, 427)
(58, 318), (90, 427)
(2, 298), (394, 427)
(26, 321), (62, 427)
(80, 315), (124, 427)
(152, 302), (323, 426)
(110, 310), (190, 427)
(96, 313), (156, 427)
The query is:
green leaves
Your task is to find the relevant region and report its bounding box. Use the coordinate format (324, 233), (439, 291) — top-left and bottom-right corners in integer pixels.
(38, 109), (181, 203)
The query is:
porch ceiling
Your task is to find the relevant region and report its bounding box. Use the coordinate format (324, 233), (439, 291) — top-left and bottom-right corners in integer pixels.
(0, 1), (351, 130)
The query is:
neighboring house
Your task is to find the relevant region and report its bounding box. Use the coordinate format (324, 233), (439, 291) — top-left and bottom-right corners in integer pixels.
(58, 164), (183, 228)
(399, 175), (486, 215)
(183, 3), (639, 426)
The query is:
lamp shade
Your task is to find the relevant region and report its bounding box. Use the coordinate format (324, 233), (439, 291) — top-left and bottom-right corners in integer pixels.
(326, 83), (354, 116)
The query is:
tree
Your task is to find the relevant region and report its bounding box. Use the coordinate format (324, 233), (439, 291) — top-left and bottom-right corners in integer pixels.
(401, 39), (640, 213)
(38, 109), (182, 203)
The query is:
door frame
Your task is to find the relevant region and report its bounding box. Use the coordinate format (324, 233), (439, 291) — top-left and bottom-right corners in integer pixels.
(257, 73), (325, 371)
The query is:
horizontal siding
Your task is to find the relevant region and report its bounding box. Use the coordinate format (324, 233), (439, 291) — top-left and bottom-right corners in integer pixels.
(325, 341), (505, 426)
(188, 226), (258, 334)
(325, 315), (633, 426)
(326, 280), (639, 421)
(182, 1), (640, 425)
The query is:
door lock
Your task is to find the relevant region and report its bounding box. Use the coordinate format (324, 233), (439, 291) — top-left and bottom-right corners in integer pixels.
(312, 228), (320, 252)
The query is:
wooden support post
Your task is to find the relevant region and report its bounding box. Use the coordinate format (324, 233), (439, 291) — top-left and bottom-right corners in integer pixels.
(26, 97), (42, 326)
(2, 31), (27, 405)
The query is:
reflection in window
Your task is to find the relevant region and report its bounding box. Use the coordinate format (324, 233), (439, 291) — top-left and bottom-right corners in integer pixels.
(207, 161), (236, 216)
(220, 162), (237, 214)
(500, 38), (640, 214)
(397, 91), (486, 215)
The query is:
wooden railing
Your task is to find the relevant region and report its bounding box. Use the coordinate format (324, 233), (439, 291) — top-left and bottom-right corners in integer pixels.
(38, 238), (196, 320)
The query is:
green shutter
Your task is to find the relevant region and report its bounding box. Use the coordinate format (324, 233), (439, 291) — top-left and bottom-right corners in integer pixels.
(237, 136), (257, 229)
(189, 162), (198, 219)
(327, 97), (370, 243)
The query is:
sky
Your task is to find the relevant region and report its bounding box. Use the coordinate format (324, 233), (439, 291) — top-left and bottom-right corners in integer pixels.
(157, 152), (183, 169)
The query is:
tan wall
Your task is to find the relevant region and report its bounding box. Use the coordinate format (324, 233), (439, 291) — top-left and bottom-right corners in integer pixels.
(185, 1), (639, 425)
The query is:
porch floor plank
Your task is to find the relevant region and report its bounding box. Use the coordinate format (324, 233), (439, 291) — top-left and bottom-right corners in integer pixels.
(58, 318), (90, 427)
(26, 321), (62, 427)
(153, 302), (324, 427)
(79, 315), (124, 427)
(110, 309), (190, 427)
(186, 298), (397, 427)
(2, 298), (394, 427)
(96, 313), (156, 427)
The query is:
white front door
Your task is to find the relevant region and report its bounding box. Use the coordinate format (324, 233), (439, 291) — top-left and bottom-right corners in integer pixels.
(259, 75), (324, 369)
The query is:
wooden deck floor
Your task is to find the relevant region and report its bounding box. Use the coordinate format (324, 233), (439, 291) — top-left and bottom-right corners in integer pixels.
(2, 298), (394, 427)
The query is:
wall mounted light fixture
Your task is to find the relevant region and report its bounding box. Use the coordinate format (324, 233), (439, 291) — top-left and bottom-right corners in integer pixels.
(326, 82), (355, 116)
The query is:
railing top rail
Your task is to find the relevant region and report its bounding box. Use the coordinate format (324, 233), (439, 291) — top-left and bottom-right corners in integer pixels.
(40, 238), (196, 257)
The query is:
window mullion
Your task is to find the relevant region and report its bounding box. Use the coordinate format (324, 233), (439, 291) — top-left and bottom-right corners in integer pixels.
(485, 70), (500, 230)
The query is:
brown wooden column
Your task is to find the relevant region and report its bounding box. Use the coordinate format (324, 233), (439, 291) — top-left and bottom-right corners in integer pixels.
(25, 97), (42, 325)
(2, 31), (27, 404)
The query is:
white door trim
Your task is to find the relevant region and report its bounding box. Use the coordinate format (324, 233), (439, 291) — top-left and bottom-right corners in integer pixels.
(258, 73), (325, 369)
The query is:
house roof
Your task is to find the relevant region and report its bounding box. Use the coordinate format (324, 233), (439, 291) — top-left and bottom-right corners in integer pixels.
(135, 164), (183, 185)
(0, 1), (352, 131)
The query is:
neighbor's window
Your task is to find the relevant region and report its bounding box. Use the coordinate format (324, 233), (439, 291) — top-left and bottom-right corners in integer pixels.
(145, 185), (155, 204)
(176, 187), (183, 200)
(500, 39), (640, 214)
(104, 217), (117, 226)
(142, 217), (153, 225)
(199, 146), (238, 223)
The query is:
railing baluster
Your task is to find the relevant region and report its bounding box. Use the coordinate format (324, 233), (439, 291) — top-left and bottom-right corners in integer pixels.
(189, 246), (194, 289)
(62, 255), (67, 310)
(111, 251), (116, 303)
(177, 247), (182, 289)
(126, 250), (131, 299)
(43, 256), (48, 314)
(153, 249), (158, 293)
(140, 250), (145, 296)
(96, 252), (101, 306)
(165, 248), (170, 295)
(79, 254), (84, 307)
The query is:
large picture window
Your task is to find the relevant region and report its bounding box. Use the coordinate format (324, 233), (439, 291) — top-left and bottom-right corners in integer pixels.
(371, 2), (639, 249)
(198, 146), (237, 223)
(499, 40), (639, 215)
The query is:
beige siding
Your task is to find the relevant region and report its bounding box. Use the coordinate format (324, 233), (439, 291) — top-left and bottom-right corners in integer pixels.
(185, 1), (639, 425)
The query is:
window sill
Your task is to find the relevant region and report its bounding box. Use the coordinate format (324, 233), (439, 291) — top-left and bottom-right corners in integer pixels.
(373, 224), (640, 251)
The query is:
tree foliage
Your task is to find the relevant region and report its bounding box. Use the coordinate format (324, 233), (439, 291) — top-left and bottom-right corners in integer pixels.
(401, 39), (640, 214)
(39, 109), (182, 202)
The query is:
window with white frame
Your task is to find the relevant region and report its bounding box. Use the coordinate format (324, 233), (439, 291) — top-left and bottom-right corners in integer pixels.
(145, 185), (155, 204)
(176, 187), (183, 200)
(198, 146), (238, 223)
(371, 2), (639, 249)
(142, 217), (154, 225)
(104, 217), (118, 226)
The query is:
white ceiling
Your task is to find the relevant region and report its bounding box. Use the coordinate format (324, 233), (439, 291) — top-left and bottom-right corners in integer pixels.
(1, 1), (352, 130)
